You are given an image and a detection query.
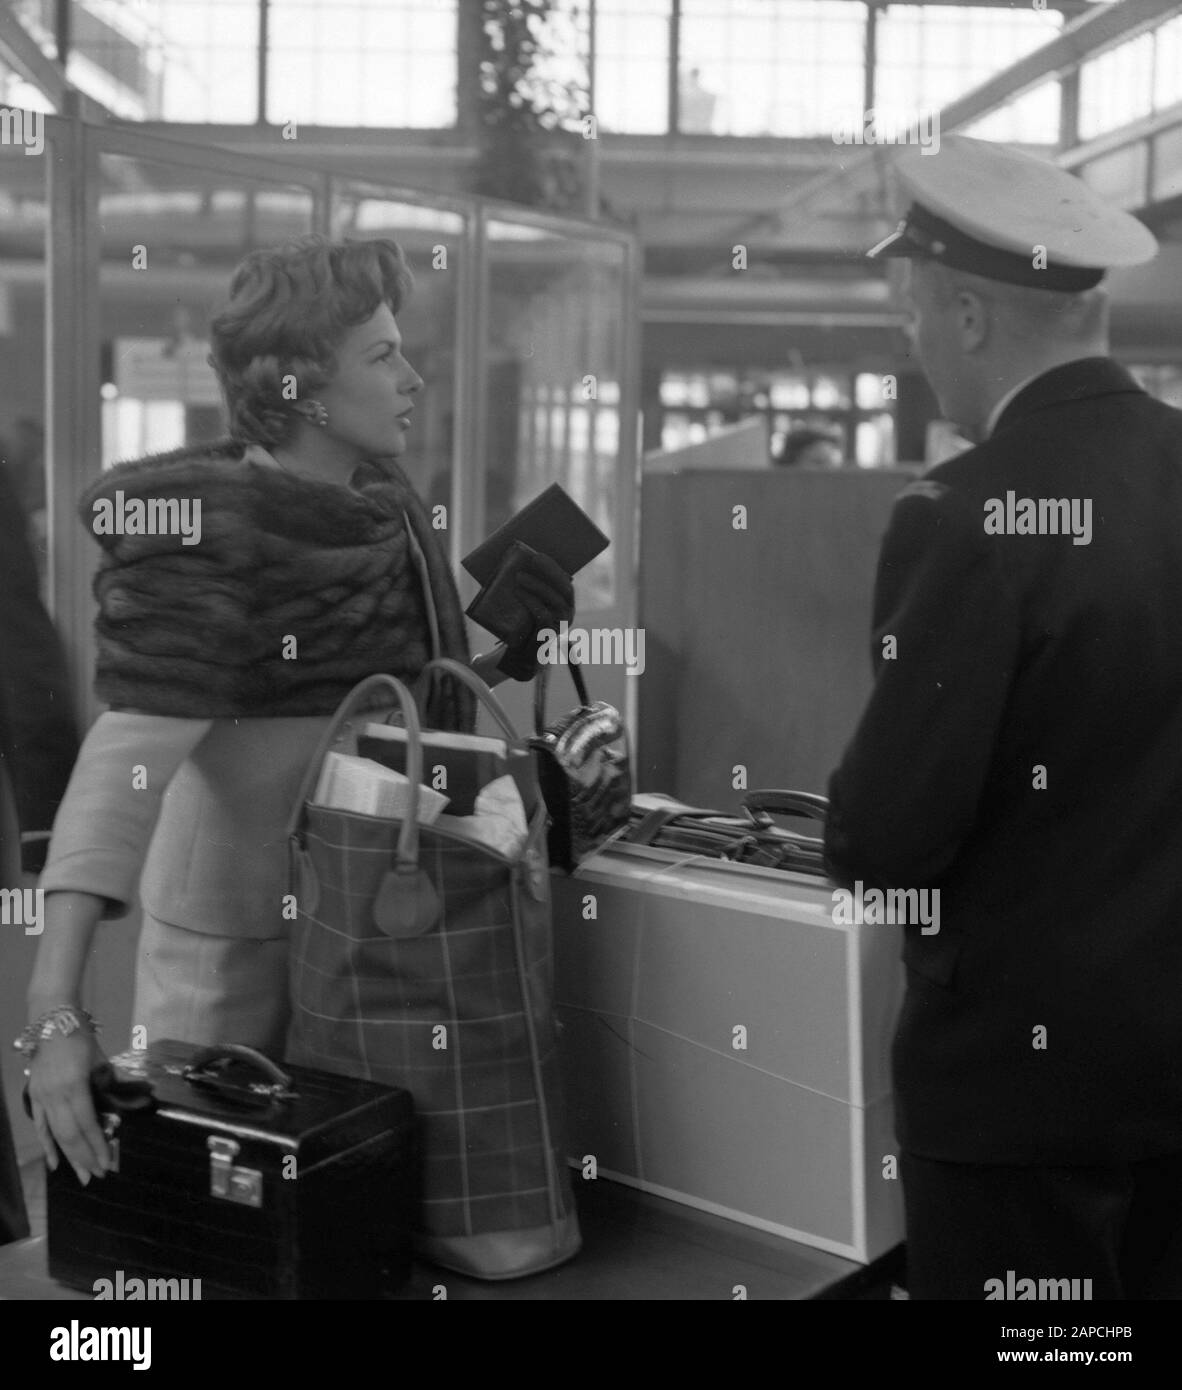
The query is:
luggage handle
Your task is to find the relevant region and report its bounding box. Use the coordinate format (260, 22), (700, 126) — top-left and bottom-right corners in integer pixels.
(742, 790), (829, 828)
(182, 1044), (297, 1104)
(629, 804), (729, 846)
(287, 672), (424, 874)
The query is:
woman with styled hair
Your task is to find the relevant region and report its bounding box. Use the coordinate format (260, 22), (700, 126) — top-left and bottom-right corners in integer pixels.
(21, 235), (572, 1187)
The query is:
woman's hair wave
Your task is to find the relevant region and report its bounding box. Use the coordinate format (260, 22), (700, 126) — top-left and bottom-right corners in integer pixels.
(208, 234), (414, 447)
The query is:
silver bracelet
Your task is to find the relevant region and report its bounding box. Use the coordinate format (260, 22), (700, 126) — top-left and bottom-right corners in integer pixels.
(14, 1006), (99, 1063)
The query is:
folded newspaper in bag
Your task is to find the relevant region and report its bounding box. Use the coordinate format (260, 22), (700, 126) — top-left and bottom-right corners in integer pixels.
(358, 722), (537, 817)
(312, 750), (449, 822)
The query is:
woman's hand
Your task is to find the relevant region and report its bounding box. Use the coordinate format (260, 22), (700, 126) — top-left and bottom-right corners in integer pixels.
(26, 1027), (112, 1185)
(497, 552), (576, 681)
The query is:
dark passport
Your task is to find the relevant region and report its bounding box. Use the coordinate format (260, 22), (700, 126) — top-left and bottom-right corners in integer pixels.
(462, 483), (609, 585)
(462, 484), (610, 644)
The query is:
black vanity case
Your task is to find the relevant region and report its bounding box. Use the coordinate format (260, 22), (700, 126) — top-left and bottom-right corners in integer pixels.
(45, 1040), (417, 1300)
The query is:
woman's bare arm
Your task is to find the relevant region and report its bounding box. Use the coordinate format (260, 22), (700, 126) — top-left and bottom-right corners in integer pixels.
(25, 891), (112, 1182)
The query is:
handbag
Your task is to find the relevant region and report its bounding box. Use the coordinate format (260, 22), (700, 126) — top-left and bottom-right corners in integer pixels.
(530, 661), (632, 872)
(624, 789), (829, 876)
(285, 658), (581, 1280)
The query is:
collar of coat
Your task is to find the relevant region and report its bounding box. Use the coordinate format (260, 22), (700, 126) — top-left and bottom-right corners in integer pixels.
(80, 437), (474, 727)
(991, 356), (1146, 440)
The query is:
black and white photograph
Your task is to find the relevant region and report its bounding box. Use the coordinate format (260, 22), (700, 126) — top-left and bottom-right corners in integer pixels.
(0, 0), (1179, 1360)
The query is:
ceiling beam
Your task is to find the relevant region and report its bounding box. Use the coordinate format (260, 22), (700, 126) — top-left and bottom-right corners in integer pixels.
(0, 3), (108, 122)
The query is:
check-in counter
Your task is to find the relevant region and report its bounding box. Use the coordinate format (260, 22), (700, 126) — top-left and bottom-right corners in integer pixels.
(552, 841), (905, 1264)
(548, 459), (922, 1265)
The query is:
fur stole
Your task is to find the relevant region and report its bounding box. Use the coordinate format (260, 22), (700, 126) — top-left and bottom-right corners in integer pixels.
(80, 439), (475, 729)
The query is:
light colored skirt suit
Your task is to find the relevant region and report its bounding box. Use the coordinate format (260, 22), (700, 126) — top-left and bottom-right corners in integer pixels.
(40, 709), (333, 1055)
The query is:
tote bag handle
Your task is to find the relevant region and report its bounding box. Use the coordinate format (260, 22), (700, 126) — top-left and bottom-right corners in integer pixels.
(417, 656), (524, 744)
(287, 673), (424, 874)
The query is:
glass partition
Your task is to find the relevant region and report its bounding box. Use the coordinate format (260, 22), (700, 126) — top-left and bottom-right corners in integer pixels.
(483, 219), (629, 615)
(12, 118), (637, 733)
(96, 152), (316, 464)
(477, 213), (638, 739)
(330, 188), (470, 555)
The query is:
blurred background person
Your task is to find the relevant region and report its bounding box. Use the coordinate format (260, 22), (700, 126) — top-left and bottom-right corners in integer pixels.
(0, 419), (48, 593)
(678, 67), (717, 135)
(775, 425), (844, 469)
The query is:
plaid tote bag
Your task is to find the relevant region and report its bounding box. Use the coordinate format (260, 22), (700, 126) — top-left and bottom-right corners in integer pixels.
(286, 660), (581, 1280)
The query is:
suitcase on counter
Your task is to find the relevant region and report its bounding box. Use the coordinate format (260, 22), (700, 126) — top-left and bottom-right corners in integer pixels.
(552, 790), (905, 1265)
(622, 789), (828, 872)
(45, 1040), (417, 1300)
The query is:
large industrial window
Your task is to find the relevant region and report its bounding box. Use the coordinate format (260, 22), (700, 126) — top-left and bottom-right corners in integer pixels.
(266, 0), (457, 127)
(961, 82), (1060, 146)
(21, 0), (261, 121)
(677, 0), (867, 138)
(876, 3), (1061, 144)
(1154, 15), (1182, 115)
(0, 15), (55, 111)
(1078, 33), (1156, 142)
(593, 0), (671, 134)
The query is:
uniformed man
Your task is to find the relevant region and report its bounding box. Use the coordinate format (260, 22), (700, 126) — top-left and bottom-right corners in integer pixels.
(825, 134), (1182, 1300)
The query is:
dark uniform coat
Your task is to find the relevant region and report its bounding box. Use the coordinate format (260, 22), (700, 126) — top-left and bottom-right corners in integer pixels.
(825, 356), (1182, 1166)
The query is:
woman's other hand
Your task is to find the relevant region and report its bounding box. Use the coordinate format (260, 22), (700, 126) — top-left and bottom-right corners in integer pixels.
(25, 1025), (111, 1185)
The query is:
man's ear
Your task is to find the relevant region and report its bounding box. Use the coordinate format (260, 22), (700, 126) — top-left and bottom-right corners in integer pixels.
(955, 290), (989, 353)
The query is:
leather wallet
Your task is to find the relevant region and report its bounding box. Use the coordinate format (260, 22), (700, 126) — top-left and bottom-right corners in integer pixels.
(465, 540), (539, 646)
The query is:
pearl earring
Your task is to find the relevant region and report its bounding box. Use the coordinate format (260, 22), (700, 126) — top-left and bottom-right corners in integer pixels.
(305, 400), (329, 428)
